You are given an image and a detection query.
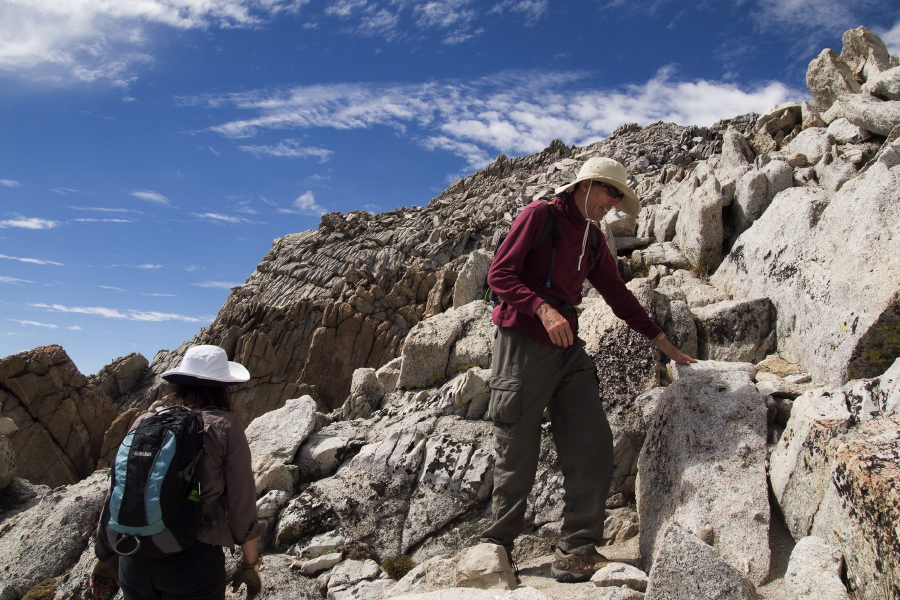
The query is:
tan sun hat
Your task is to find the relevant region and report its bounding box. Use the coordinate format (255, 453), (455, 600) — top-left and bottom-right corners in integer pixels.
(555, 157), (641, 217)
(161, 345), (250, 387)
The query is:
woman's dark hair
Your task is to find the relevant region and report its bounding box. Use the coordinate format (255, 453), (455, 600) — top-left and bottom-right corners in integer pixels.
(165, 383), (232, 412)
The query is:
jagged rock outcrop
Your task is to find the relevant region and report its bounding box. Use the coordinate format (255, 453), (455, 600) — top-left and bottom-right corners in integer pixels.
(581, 280), (660, 499)
(0, 471), (108, 600)
(769, 358), (900, 599)
(0, 346), (116, 487)
(807, 26), (898, 112)
(88, 352), (148, 400)
(246, 396), (318, 495)
(712, 139), (900, 383)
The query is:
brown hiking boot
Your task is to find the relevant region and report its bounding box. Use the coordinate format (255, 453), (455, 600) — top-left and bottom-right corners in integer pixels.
(550, 546), (610, 582)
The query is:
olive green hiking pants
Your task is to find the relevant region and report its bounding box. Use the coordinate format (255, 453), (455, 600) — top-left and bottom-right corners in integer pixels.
(480, 326), (614, 554)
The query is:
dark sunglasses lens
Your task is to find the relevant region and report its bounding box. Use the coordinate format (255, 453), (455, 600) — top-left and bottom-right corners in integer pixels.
(600, 183), (623, 199)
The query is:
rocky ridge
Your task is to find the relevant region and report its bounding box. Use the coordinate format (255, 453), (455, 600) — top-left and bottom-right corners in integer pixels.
(1, 24), (899, 600)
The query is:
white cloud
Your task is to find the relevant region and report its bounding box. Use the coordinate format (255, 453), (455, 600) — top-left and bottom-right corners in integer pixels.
(68, 325), (82, 330)
(236, 200), (259, 214)
(130, 190), (171, 205)
(0, 253), (64, 266)
(204, 68), (797, 169)
(100, 285), (126, 291)
(0, 0), (307, 84)
(490, 0), (548, 23)
(879, 20), (900, 54)
(193, 212), (249, 224)
(239, 139), (334, 160)
(74, 218), (134, 223)
(143, 292), (176, 296)
(30, 302), (209, 323)
(136, 264), (162, 269)
(0, 217), (60, 229)
(325, 0), (369, 18)
(414, 0), (476, 29)
(277, 191), (328, 215)
(1, 276), (36, 284)
(751, 0), (856, 35)
(9, 319), (58, 329)
(68, 206), (140, 213)
(421, 136), (493, 171)
(193, 281), (240, 289)
(1, 179), (23, 187)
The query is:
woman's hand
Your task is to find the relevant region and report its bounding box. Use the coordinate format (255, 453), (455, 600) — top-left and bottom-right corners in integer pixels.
(89, 560), (118, 599)
(233, 539), (262, 600)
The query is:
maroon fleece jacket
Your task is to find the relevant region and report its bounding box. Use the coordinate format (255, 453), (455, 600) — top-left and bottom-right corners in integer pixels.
(488, 194), (662, 349)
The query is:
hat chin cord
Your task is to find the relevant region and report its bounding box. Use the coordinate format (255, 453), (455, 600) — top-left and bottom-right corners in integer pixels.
(577, 181), (593, 271)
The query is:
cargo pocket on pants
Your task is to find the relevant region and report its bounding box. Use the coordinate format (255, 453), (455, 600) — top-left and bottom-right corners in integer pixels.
(489, 376), (522, 424)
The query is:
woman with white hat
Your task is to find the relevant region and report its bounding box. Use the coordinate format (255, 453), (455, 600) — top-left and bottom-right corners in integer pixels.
(91, 345), (263, 600)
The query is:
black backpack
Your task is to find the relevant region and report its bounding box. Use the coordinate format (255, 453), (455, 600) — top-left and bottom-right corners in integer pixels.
(99, 406), (205, 559)
(489, 196), (601, 307)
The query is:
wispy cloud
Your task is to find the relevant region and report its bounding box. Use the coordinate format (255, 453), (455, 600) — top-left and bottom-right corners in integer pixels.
(1, 179), (23, 187)
(68, 206), (140, 213)
(143, 292), (177, 297)
(193, 281), (240, 289)
(0, 217), (60, 229)
(239, 139), (334, 160)
(490, 0), (549, 24)
(131, 190), (172, 206)
(100, 285), (126, 292)
(193, 212), (250, 224)
(0, 254), (64, 266)
(136, 264), (162, 270)
(74, 218), (134, 223)
(276, 191), (328, 216)
(413, 0), (479, 44)
(30, 302), (210, 323)
(1, 276), (36, 284)
(9, 319), (58, 329)
(201, 68), (796, 170)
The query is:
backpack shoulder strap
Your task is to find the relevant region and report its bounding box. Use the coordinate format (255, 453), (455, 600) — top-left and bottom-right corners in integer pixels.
(530, 197), (559, 252)
(589, 222), (602, 269)
(534, 197), (562, 289)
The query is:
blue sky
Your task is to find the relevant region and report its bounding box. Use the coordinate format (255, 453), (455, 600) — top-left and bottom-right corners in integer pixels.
(1, 0), (898, 376)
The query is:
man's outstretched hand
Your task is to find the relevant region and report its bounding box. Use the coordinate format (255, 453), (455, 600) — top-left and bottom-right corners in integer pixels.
(655, 335), (697, 365)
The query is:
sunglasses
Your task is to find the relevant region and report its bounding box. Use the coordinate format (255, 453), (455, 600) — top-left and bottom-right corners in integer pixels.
(592, 181), (624, 200)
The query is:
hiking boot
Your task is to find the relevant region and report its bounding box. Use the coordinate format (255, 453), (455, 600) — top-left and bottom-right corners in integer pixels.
(550, 546), (610, 583)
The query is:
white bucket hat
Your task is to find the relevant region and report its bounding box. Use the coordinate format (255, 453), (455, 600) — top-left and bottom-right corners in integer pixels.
(555, 157), (641, 217)
(161, 345), (250, 387)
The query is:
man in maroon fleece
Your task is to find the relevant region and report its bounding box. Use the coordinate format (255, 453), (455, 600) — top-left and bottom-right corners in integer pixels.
(480, 157), (695, 582)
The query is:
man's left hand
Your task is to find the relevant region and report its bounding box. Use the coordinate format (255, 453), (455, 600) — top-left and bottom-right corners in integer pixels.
(655, 336), (697, 365)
